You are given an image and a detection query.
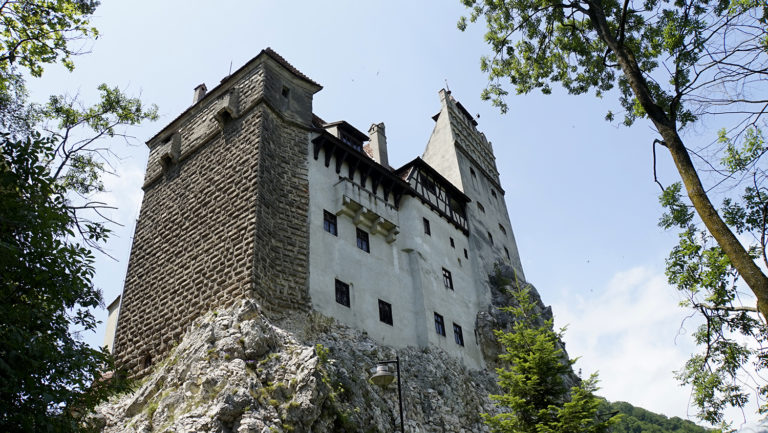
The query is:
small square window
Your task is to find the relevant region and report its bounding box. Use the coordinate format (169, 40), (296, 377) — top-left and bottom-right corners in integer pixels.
(434, 313), (446, 336)
(323, 210), (337, 236)
(464, 248), (468, 259)
(477, 202), (485, 213)
(335, 279), (350, 307)
(453, 323), (464, 346)
(423, 218), (431, 236)
(504, 246), (511, 260)
(499, 224), (507, 235)
(379, 300), (393, 326)
(356, 228), (370, 253)
(442, 268), (454, 290)
(450, 237), (455, 248)
(488, 231), (494, 245)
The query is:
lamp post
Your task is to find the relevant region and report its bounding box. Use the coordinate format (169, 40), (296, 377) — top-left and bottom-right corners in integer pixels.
(369, 355), (404, 433)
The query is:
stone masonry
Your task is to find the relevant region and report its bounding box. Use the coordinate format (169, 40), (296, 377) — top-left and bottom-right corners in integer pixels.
(112, 49), (321, 375)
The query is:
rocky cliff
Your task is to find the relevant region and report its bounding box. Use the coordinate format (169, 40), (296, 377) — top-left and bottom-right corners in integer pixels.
(93, 300), (503, 432)
(93, 265), (576, 432)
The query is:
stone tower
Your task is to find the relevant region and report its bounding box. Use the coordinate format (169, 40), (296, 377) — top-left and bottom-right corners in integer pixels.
(112, 49), (321, 375)
(423, 89), (525, 283)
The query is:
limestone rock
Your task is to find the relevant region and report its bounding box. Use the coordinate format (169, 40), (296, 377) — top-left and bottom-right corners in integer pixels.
(95, 300), (501, 432)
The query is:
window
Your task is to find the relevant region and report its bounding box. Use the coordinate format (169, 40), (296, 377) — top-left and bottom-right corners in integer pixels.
(470, 167), (477, 179)
(477, 202), (485, 213)
(281, 86), (290, 98)
(504, 246), (511, 260)
(340, 131), (363, 152)
(379, 300), (393, 325)
(442, 268), (454, 290)
(499, 224), (507, 235)
(323, 210), (337, 236)
(434, 313), (446, 336)
(421, 173), (437, 195)
(335, 279), (350, 307)
(356, 228), (370, 253)
(450, 237), (455, 248)
(423, 218), (431, 236)
(453, 323), (464, 346)
(491, 189), (497, 199)
(488, 231), (494, 245)
(464, 248), (468, 259)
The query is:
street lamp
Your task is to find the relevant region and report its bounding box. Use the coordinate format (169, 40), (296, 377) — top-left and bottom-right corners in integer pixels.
(370, 356), (404, 433)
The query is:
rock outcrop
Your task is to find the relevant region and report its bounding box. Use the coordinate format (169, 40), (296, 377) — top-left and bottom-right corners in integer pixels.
(93, 301), (501, 432)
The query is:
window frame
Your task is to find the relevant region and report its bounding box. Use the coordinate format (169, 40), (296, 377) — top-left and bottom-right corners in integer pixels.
(453, 323), (464, 346)
(378, 299), (393, 326)
(334, 279), (350, 307)
(323, 210), (338, 236)
(442, 268), (454, 290)
(434, 312), (446, 336)
(356, 228), (370, 253)
(423, 218), (431, 236)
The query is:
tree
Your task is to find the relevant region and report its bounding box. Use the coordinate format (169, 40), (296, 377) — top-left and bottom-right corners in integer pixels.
(0, 85), (156, 431)
(0, 132), (118, 431)
(0, 0), (156, 430)
(484, 272), (617, 433)
(0, 0), (99, 78)
(459, 0), (768, 425)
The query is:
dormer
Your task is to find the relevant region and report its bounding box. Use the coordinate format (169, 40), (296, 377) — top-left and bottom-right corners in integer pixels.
(322, 121), (369, 153)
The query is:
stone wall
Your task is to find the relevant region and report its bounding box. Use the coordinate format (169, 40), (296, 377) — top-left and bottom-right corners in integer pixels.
(113, 53), (318, 376)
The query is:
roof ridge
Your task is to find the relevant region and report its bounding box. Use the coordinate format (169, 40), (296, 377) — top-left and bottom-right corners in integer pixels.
(263, 47), (322, 89)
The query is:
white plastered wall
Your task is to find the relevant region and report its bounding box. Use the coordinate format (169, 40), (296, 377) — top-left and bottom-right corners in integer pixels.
(307, 135), (486, 369)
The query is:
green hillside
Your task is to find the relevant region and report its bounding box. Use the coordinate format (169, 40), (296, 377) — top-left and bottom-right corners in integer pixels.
(605, 400), (711, 433)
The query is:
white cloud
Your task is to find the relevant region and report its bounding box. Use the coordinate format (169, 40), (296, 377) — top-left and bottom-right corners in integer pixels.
(550, 265), (762, 425)
(95, 160), (145, 227)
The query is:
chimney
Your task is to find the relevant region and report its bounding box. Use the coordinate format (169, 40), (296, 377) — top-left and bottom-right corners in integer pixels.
(193, 83), (207, 104)
(367, 122), (389, 167)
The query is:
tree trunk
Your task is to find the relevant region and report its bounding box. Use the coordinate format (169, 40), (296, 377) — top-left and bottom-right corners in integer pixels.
(585, 0), (768, 320)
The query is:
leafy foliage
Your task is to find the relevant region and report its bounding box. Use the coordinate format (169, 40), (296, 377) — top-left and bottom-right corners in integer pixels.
(0, 0), (99, 77)
(485, 271), (617, 433)
(460, 0), (768, 425)
(661, 187), (768, 428)
(459, 0), (766, 126)
(0, 132), (128, 431)
(0, 0), (157, 430)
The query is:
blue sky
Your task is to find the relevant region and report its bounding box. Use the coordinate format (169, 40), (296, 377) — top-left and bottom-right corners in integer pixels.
(24, 0), (762, 426)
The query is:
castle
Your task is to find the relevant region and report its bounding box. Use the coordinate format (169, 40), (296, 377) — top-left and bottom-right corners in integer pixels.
(108, 48), (525, 375)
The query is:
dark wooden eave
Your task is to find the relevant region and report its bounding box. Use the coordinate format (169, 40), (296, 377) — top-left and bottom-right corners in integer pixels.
(321, 120), (369, 142)
(312, 132), (409, 207)
(395, 157), (471, 234)
(395, 157), (471, 205)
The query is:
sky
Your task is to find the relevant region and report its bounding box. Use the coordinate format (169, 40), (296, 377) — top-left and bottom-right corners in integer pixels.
(22, 0), (763, 428)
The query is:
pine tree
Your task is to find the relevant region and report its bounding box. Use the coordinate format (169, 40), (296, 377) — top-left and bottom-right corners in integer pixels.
(484, 275), (617, 433)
